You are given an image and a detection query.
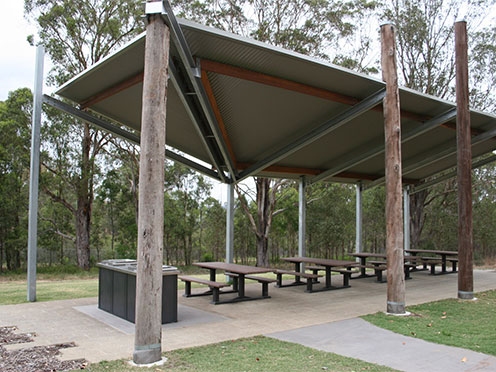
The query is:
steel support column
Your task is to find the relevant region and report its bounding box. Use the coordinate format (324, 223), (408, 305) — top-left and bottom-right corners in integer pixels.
(27, 46), (44, 302)
(355, 183), (363, 256)
(403, 187), (410, 253)
(225, 183), (234, 281)
(298, 177), (307, 272)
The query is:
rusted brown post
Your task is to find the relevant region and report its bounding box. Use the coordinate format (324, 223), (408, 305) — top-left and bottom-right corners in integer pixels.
(455, 21), (474, 300)
(381, 24), (406, 314)
(133, 7), (170, 365)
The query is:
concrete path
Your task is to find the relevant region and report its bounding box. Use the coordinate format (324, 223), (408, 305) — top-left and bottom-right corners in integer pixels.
(268, 317), (496, 372)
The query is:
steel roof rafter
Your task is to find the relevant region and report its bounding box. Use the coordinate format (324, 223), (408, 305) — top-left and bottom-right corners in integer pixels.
(168, 60), (228, 183)
(412, 154), (496, 194)
(150, 0), (238, 182)
(365, 120), (496, 189)
(42, 95), (221, 180)
(236, 88), (387, 183)
(311, 108), (458, 184)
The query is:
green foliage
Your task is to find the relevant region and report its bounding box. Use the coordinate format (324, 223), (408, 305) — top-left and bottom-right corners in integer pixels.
(0, 88), (33, 271)
(74, 335), (398, 372)
(25, 0), (144, 84)
(1, 0), (494, 273)
(363, 290), (496, 356)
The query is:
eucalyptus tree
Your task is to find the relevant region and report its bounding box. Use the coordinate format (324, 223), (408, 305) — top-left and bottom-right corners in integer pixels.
(24, 0), (143, 269)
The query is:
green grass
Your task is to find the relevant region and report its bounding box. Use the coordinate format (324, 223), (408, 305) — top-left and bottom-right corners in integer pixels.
(0, 269), (305, 305)
(0, 279), (99, 305)
(75, 336), (398, 372)
(362, 290), (496, 356)
(0, 264), (99, 281)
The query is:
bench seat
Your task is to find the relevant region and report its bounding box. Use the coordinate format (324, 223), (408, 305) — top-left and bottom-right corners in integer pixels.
(245, 275), (276, 297)
(352, 264), (387, 282)
(274, 269), (322, 292)
(178, 275), (231, 304)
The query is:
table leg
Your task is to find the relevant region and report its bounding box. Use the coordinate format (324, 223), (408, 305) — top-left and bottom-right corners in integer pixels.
(325, 266), (332, 288)
(209, 269), (216, 282)
(294, 262), (301, 283)
(441, 255), (447, 273)
(360, 257), (366, 276)
(238, 274), (246, 298)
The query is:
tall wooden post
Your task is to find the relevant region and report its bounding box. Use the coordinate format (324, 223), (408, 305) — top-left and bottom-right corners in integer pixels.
(381, 24), (406, 314)
(133, 11), (170, 365)
(455, 21), (474, 300)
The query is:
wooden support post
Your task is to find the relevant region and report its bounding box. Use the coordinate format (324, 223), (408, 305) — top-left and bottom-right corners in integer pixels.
(455, 21), (474, 300)
(133, 11), (170, 365)
(381, 24), (406, 314)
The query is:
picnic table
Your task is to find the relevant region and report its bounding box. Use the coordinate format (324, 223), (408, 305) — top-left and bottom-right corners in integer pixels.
(281, 257), (356, 292)
(191, 262), (275, 304)
(350, 253), (386, 278)
(405, 249), (458, 274)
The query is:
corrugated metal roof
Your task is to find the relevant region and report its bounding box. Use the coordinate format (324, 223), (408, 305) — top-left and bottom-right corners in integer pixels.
(56, 18), (496, 185)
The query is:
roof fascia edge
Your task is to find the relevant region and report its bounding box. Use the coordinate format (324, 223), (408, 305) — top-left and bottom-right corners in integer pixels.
(42, 94), (221, 180)
(155, 0), (237, 182)
(236, 88), (386, 183)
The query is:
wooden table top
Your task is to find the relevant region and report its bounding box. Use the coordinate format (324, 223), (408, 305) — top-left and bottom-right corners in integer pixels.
(192, 262), (274, 275)
(405, 249), (458, 255)
(281, 257), (356, 267)
(350, 253), (386, 258)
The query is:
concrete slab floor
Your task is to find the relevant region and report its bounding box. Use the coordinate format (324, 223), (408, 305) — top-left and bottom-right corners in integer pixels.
(0, 269), (494, 364)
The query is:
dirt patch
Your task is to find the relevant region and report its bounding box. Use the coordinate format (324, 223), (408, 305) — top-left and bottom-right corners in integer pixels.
(0, 326), (87, 372)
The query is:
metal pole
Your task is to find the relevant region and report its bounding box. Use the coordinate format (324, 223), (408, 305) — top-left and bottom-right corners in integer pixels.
(225, 183), (234, 281)
(381, 24), (406, 315)
(355, 183), (363, 257)
(27, 45), (44, 302)
(455, 21), (474, 300)
(298, 176), (306, 272)
(403, 187), (410, 253)
(133, 10), (170, 365)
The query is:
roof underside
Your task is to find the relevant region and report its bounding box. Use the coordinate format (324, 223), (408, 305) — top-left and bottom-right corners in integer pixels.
(56, 18), (496, 186)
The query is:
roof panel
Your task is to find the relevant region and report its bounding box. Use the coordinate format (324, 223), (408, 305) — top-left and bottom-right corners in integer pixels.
(54, 17), (496, 186)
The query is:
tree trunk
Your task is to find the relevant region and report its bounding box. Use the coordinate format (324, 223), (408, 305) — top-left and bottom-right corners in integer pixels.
(75, 122), (92, 270)
(256, 234), (269, 267)
(0, 237), (3, 273)
(410, 189), (429, 249)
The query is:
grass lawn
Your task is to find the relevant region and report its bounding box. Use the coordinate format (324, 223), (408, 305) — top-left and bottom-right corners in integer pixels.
(0, 268), (303, 305)
(75, 336), (398, 372)
(0, 279), (99, 305)
(362, 289), (496, 356)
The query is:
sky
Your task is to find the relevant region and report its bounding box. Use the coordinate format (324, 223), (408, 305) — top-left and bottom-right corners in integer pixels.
(0, 2), (40, 101)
